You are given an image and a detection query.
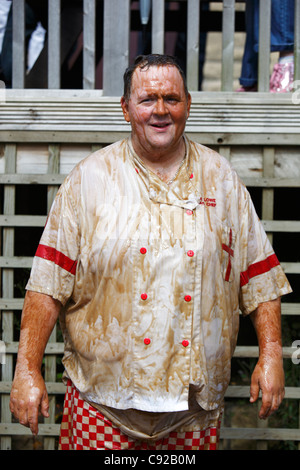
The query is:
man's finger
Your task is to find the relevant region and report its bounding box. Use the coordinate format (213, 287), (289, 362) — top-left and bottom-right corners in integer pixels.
(9, 395), (18, 417)
(259, 390), (273, 419)
(249, 378), (259, 403)
(40, 390), (50, 419)
(27, 401), (40, 436)
(259, 403), (271, 419)
(18, 404), (29, 428)
(260, 384), (285, 419)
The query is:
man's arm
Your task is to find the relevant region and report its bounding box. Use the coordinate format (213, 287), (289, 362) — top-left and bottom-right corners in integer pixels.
(10, 290), (61, 435)
(249, 297), (285, 419)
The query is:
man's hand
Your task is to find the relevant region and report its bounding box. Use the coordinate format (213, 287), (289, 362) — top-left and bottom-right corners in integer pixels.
(249, 298), (285, 420)
(249, 341), (285, 419)
(10, 370), (49, 435)
(9, 291), (61, 435)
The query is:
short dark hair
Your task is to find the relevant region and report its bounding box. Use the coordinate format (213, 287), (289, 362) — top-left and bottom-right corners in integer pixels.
(123, 54), (189, 101)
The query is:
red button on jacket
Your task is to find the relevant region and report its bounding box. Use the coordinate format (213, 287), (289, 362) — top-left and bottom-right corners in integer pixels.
(141, 293), (148, 300)
(182, 340), (189, 347)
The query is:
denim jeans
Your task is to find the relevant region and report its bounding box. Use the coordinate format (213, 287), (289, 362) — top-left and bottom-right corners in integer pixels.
(239, 0), (295, 86)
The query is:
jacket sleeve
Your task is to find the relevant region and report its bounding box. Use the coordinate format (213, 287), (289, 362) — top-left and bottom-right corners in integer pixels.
(26, 179), (80, 306)
(238, 185), (292, 315)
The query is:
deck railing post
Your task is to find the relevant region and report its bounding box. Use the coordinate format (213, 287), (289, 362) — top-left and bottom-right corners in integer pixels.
(221, 0), (235, 91)
(187, 0), (200, 91)
(294, 0), (300, 82)
(152, 0), (165, 54)
(12, 0), (25, 89)
(48, 0), (61, 89)
(83, 0), (96, 90)
(103, 0), (130, 96)
(258, 0), (271, 92)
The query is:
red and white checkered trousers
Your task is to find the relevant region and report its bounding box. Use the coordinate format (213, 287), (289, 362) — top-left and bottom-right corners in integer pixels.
(59, 380), (220, 450)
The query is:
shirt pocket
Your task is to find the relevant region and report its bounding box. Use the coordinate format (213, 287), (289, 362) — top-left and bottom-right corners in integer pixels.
(221, 225), (236, 283)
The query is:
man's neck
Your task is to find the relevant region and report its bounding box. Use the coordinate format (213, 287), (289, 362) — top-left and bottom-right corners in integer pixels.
(133, 137), (186, 184)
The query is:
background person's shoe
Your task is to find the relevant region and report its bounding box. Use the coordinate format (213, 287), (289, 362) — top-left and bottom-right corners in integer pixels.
(236, 84), (258, 92)
(270, 62), (294, 93)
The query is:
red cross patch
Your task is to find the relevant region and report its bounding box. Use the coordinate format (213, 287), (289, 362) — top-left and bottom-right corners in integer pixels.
(222, 228), (234, 282)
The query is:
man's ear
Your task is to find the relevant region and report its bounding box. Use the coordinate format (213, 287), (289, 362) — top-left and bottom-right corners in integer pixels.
(120, 96), (131, 122)
(187, 93), (192, 119)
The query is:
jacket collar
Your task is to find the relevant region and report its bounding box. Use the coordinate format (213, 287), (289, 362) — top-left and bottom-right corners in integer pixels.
(127, 135), (200, 210)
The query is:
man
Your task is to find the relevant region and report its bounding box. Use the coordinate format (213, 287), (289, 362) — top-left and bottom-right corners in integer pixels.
(10, 54), (291, 450)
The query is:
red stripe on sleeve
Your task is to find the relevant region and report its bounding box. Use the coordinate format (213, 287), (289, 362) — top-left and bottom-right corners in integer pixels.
(35, 244), (77, 275)
(240, 253), (280, 287)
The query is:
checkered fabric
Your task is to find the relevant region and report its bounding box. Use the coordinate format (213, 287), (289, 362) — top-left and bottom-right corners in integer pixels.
(59, 380), (220, 450)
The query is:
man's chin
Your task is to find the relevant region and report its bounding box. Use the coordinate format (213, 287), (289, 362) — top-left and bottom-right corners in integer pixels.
(146, 132), (175, 150)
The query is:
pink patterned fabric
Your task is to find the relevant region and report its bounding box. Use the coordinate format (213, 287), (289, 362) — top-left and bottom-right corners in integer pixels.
(270, 62), (294, 93)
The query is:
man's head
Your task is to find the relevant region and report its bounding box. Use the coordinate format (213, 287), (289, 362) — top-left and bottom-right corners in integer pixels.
(121, 54), (191, 162)
(123, 54), (189, 102)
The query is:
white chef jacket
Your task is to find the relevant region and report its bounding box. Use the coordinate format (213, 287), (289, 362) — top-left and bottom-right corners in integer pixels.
(26, 137), (291, 436)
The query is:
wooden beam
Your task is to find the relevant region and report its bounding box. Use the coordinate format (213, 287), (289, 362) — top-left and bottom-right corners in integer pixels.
(48, 0), (61, 89)
(83, 0), (96, 89)
(152, 0), (165, 54)
(103, 0), (130, 95)
(221, 0), (235, 91)
(12, 0), (25, 89)
(187, 0), (200, 91)
(220, 427), (300, 441)
(258, 0), (271, 92)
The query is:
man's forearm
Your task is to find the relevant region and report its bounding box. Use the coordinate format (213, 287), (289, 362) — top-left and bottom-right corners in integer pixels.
(250, 297), (282, 354)
(15, 290), (61, 373)
(249, 297), (285, 419)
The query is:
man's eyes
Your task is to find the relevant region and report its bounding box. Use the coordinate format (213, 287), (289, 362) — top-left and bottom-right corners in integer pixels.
(140, 97), (179, 103)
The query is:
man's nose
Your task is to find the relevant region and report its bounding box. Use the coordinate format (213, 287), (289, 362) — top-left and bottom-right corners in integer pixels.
(154, 98), (168, 115)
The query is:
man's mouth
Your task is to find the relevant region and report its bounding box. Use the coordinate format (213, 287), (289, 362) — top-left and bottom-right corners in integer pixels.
(151, 122), (171, 129)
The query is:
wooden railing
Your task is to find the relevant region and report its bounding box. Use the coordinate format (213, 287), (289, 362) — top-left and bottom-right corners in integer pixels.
(5, 0), (300, 94)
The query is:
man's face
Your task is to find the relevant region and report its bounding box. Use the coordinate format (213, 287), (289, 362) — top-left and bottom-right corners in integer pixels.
(121, 65), (191, 161)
